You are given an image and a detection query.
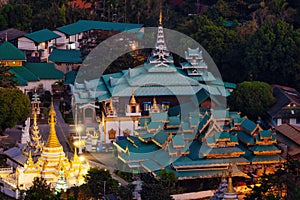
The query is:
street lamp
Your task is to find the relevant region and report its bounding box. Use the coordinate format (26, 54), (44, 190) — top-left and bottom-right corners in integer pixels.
(74, 126), (84, 154)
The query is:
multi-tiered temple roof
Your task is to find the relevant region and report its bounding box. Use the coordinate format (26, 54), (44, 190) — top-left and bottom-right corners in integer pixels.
(114, 109), (283, 180)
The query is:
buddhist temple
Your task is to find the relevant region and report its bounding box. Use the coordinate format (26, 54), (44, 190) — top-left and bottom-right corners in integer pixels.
(16, 102), (89, 189)
(113, 108), (283, 179)
(70, 9), (236, 150)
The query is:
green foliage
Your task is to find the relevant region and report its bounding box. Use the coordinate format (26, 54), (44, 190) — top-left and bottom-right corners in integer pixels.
(24, 177), (57, 200)
(0, 66), (17, 88)
(157, 169), (177, 194)
(0, 88), (30, 134)
(229, 81), (275, 120)
(244, 20), (300, 88)
(1, 3), (32, 31)
(84, 167), (119, 198)
(116, 184), (135, 200)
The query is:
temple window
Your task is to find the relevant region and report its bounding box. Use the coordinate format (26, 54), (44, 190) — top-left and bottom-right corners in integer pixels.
(162, 102), (170, 111)
(143, 102), (151, 111)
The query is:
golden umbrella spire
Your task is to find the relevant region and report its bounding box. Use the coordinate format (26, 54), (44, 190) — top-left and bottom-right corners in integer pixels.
(130, 88), (137, 104)
(226, 162), (234, 193)
(45, 101), (62, 148)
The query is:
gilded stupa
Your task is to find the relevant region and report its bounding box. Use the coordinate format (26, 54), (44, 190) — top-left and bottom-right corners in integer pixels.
(16, 102), (89, 189)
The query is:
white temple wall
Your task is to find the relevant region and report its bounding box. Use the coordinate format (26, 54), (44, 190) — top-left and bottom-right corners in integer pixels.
(120, 121), (134, 135)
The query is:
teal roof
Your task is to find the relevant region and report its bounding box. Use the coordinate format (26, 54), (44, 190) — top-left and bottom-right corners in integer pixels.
(0, 41), (26, 60)
(151, 112), (168, 122)
(141, 159), (162, 171)
(259, 130), (271, 139)
(240, 118), (257, 133)
(64, 70), (77, 85)
(147, 121), (163, 130)
(249, 155), (283, 164)
(56, 20), (143, 36)
(12, 72), (28, 86)
(250, 145), (280, 153)
(167, 116), (181, 127)
(152, 131), (169, 146)
(23, 63), (64, 79)
(224, 82), (237, 89)
(139, 117), (151, 127)
(24, 29), (60, 43)
(49, 49), (82, 63)
(9, 67), (39, 82)
(172, 134), (185, 147)
(236, 131), (255, 145)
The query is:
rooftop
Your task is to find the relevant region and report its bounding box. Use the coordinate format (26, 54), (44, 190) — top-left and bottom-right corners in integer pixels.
(24, 29), (61, 43)
(0, 41), (26, 60)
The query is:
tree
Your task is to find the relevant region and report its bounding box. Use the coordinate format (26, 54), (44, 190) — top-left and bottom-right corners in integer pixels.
(243, 20), (300, 88)
(117, 184), (135, 200)
(140, 183), (174, 200)
(0, 65), (17, 88)
(0, 88), (31, 134)
(229, 81), (275, 120)
(24, 177), (57, 200)
(84, 168), (119, 199)
(157, 169), (177, 194)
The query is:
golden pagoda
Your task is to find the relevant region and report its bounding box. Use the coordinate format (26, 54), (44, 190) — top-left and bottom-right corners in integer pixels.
(16, 102), (89, 189)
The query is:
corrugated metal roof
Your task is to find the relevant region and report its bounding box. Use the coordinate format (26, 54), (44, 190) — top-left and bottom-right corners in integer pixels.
(0, 41), (26, 60)
(49, 49), (82, 63)
(24, 29), (61, 43)
(24, 62), (64, 79)
(275, 124), (300, 145)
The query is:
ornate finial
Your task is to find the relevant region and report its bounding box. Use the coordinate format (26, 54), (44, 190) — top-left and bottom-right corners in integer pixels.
(130, 88), (136, 104)
(5, 32), (8, 41)
(227, 162), (234, 193)
(45, 101), (62, 148)
(109, 98), (113, 110)
(159, 7), (162, 25)
(27, 151), (34, 166)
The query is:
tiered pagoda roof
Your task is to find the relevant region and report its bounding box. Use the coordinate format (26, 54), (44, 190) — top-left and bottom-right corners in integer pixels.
(114, 109), (283, 180)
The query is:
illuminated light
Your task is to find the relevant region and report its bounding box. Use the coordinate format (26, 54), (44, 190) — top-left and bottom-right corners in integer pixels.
(41, 42), (46, 46)
(12, 61), (16, 64)
(131, 44), (136, 51)
(79, 156), (85, 162)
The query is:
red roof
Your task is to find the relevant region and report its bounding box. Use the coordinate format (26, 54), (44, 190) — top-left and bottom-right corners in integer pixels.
(68, 0), (92, 9)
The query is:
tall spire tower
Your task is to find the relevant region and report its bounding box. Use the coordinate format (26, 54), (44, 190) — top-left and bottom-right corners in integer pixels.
(148, 4), (175, 71)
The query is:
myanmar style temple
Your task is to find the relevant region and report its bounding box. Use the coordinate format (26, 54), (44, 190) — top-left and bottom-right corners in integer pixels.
(0, 103), (89, 198)
(71, 13), (283, 179)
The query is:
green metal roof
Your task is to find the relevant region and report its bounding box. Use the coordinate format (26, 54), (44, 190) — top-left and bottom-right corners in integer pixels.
(241, 118), (257, 133)
(49, 49), (82, 63)
(172, 134), (185, 147)
(151, 112), (168, 122)
(23, 63), (64, 79)
(152, 131), (169, 146)
(24, 29), (61, 43)
(250, 145), (280, 153)
(9, 67), (39, 82)
(64, 70), (77, 85)
(0, 41), (26, 60)
(259, 130), (271, 139)
(167, 116), (181, 127)
(236, 131), (255, 145)
(147, 121), (163, 130)
(12, 72), (28, 86)
(56, 20), (143, 36)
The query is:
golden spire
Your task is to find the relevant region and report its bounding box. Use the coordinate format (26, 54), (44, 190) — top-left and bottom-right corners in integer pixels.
(227, 163), (234, 193)
(159, 4), (163, 25)
(109, 98), (113, 110)
(130, 88), (137, 104)
(27, 151), (34, 166)
(45, 102), (62, 148)
(153, 97), (158, 109)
